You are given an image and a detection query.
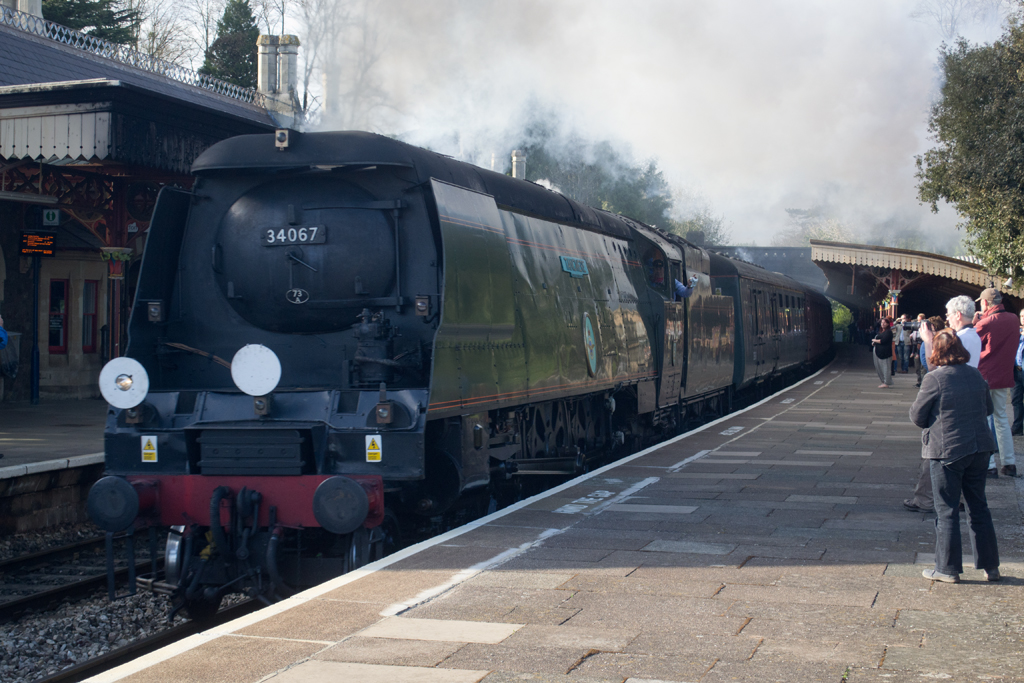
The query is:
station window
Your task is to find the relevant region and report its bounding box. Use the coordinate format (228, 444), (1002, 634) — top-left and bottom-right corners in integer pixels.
(49, 279), (69, 355)
(82, 280), (98, 353)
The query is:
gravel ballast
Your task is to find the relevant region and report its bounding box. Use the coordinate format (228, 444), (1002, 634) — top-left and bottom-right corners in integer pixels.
(0, 587), (187, 683)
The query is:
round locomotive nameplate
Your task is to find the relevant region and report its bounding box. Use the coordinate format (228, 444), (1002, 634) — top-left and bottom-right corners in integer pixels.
(583, 312), (598, 377)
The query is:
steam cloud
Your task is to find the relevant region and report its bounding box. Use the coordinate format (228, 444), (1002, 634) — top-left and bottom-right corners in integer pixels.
(311, 0), (1006, 251)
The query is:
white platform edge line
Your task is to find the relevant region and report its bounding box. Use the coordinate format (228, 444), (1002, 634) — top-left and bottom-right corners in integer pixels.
(93, 360), (835, 682)
(0, 452), (104, 480)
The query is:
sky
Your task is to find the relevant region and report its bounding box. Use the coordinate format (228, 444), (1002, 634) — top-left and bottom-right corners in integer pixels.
(306, 0), (1009, 251)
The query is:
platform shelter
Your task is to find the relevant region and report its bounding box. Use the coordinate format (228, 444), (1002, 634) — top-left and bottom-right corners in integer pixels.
(811, 239), (1023, 320)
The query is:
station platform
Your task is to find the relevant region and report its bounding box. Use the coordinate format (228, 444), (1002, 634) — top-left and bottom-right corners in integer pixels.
(98, 345), (1024, 683)
(0, 398), (106, 479)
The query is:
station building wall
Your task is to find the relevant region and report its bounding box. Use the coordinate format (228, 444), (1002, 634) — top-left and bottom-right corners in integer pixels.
(1, 200), (110, 401)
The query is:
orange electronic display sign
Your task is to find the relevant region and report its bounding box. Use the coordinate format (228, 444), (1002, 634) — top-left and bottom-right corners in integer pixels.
(20, 231), (57, 257)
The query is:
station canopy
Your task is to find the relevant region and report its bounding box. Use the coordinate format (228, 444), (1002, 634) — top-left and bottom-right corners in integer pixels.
(810, 240), (1022, 316)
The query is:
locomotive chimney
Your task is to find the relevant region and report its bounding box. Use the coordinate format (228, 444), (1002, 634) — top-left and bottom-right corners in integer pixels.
(511, 150), (526, 179)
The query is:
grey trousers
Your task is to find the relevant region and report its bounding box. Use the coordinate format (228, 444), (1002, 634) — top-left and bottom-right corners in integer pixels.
(873, 353), (892, 385)
(910, 458), (933, 509)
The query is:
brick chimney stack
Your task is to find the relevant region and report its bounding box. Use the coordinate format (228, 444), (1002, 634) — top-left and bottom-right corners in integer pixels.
(2, 0), (42, 17)
(257, 34), (302, 127)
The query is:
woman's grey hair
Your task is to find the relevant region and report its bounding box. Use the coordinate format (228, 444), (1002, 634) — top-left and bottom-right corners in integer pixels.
(946, 295), (975, 319)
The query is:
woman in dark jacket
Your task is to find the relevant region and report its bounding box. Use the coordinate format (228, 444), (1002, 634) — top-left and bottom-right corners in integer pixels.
(910, 330), (1000, 583)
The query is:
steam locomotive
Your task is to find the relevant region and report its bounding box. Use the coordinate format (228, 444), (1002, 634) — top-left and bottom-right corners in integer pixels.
(86, 130), (832, 618)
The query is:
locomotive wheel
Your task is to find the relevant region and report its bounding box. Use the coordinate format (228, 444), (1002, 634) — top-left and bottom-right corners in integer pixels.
(183, 595), (222, 622)
(378, 509), (402, 558)
(344, 527), (371, 573)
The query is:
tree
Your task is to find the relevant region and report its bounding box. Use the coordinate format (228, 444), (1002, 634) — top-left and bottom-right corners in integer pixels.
(124, 0), (192, 64)
(771, 207), (854, 246)
(42, 0), (141, 44)
(185, 0), (225, 68)
(668, 189), (731, 245)
(517, 121), (677, 230)
(199, 0), (260, 88)
(252, 0), (285, 34)
(916, 9), (1024, 280)
(832, 301), (854, 334)
(911, 0), (1009, 40)
(670, 209), (731, 246)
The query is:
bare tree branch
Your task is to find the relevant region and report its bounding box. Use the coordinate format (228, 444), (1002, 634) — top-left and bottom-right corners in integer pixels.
(911, 0), (1011, 40)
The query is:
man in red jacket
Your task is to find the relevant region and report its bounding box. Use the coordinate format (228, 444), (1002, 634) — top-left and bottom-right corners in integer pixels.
(973, 288), (1021, 477)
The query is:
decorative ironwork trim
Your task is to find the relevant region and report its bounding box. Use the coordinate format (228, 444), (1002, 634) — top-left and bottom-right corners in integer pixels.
(1, 6), (266, 108)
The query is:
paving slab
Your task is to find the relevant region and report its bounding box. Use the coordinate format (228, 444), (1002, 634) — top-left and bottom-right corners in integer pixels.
(119, 635), (326, 683)
(103, 346), (1024, 683)
(438, 642), (593, 675)
(272, 660), (489, 683)
(315, 637), (464, 667)
(357, 616), (523, 643)
(568, 652), (715, 681)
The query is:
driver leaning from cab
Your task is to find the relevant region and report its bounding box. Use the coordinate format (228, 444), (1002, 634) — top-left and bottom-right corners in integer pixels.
(648, 257), (698, 300)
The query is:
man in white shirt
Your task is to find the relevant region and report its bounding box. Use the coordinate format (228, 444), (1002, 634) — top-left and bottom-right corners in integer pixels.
(946, 296), (980, 368)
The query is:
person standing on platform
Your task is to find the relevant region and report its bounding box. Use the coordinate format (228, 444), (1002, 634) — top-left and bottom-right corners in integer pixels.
(872, 318), (894, 388)
(894, 314), (911, 374)
(905, 316), (941, 512)
(972, 288), (1019, 478)
(1012, 310), (1024, 436)
(910, 330), (1000, 583)
(912, 314), (929, 387)
(945, 296), (980, 368)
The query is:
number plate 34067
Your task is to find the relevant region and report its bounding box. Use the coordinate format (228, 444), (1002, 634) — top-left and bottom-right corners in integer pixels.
(262, 225), (326, 246)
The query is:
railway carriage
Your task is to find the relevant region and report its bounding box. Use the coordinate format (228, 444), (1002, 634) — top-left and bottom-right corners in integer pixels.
(86, 131), (832, 617)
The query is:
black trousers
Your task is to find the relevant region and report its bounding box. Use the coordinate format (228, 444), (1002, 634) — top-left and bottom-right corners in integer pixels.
(1012, 365), (1023, 433)
(930, 453), (999, 575)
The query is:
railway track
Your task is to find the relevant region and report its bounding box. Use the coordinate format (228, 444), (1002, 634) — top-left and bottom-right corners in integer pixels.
(35, 599), (259, 683)
(0, 535), (159, 623)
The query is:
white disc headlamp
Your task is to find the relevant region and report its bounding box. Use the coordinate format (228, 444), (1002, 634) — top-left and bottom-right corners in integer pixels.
(98, 357), (150, 409)
(231, 344), (282, 396)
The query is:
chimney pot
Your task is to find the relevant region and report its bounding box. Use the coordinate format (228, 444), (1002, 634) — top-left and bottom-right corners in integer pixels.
(257, 35), (279, 95)
(277, 35), (300, 96)
(511, 150), (526, 180)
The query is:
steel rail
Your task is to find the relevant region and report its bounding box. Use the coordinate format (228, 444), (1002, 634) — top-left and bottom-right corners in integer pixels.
(0, 558), (158, 623)
(0, 536), (106, 573)
(35, 600), (260, 683)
